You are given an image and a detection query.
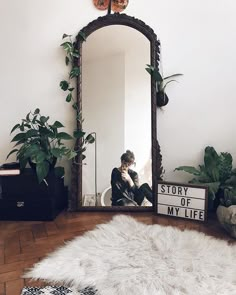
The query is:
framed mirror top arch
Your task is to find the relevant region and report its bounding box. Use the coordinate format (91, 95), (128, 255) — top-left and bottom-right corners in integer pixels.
(70, 13), (163, 211)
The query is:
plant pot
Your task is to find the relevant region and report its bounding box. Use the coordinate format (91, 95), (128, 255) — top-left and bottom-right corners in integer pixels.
(216, 205), (236, 238)
(28, 157), (57, 172)
(156, 92), (169, 107)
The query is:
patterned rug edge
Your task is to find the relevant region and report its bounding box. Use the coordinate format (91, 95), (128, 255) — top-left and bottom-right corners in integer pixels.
(21, 285), (97, 295)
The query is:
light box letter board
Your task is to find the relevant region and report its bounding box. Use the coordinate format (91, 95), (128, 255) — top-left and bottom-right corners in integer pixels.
(157, 182), (208, 222)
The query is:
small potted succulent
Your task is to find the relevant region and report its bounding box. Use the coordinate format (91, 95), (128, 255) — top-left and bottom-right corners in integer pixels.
(7, 108), (77, 183)
(145, 64), (183, 107)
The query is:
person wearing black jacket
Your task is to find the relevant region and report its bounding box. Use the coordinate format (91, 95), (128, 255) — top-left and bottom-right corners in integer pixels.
(111, 150), (153, 206)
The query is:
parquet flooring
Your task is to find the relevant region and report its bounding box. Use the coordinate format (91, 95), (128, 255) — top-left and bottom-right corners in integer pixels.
(0, 210), (234, 295)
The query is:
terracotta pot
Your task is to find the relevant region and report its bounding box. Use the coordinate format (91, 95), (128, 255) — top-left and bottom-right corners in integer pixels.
(93, 0), (109, 10)
(111, 0), (129, 12)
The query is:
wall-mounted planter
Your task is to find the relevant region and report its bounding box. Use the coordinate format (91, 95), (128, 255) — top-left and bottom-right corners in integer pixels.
(156, 92), (169, 107)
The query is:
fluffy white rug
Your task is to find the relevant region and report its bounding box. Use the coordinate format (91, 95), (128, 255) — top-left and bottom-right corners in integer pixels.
(24, 215), (236, 295)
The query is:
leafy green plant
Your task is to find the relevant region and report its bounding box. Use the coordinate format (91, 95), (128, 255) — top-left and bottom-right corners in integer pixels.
(175, 146), (236, 208)
(145, 64), (183, 107)
(7, 108), (77, 183)
(59, 33), (94, 161)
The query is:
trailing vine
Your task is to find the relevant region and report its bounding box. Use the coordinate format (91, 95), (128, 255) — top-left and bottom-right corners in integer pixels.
(59, 32), (95, 163)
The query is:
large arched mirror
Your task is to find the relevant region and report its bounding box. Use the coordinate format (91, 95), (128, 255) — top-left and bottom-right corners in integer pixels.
(70, 14), (163, 211)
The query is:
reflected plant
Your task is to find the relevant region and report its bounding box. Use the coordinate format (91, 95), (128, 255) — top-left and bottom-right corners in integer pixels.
(59, 33), (95, 163)
(145, 64), (183, 107)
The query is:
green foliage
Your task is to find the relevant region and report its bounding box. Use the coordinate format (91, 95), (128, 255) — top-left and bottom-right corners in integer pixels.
(145, 64), (183, 93)
(7, 109), (75, 183)
(175, 146), (236, 207)
(59, 33), (94, 164)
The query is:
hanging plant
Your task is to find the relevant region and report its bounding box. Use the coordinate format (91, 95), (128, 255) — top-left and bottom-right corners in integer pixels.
(60, 33), (94, 163)
(146, 64), (183, 108)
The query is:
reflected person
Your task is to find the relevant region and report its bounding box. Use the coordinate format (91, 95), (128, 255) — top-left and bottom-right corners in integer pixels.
(111, 150), (153, 206)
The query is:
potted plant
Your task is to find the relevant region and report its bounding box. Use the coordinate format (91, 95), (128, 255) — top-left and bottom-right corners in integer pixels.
(145, 64), (183, 107)
(216, 185), (236, 238)
(174, 146), (236, 212)
(7, 108), (77, 183)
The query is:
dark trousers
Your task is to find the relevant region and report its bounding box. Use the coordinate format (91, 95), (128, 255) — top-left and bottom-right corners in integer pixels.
(112, 183), (153, 206)
(134, 183), (153, 205)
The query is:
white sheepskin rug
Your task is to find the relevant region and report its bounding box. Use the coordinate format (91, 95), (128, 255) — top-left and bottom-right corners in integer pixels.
(24, 215), (236, 295)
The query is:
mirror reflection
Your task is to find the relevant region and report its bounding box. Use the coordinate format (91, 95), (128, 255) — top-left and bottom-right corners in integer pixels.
(82, 25), (152, 207)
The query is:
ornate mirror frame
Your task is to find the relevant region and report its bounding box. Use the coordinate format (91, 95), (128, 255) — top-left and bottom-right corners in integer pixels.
(70, 13), (163, 211)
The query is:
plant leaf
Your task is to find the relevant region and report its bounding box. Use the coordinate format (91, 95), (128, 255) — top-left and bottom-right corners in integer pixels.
(11, 133), (26, 142)
(162, 80), (178, 91)
(35, 151), (47, 162)
(206, 182), (220, 200)
(219, 152), (233, 182)
(69, 67), (80, 79)
(65, 56), (70, 65)
(66, 93), (72, 102)
(60, 80), (69, 91)
(174, 166), (200, 176)
(85, 134), (95, 144)
(40, 116), (49, 124)
(73, 130), (85, 138)
(26, 112), (31, 121)
(163, 73), (183, 80)
(71, 50), (80, 58)
(72, 103), (78, 110)
(78, 31), (86, 41)
(34, 108), (40, 114)
(60, 42), (72, 51)
(57, 132), (73, 140)
(51, 121), (64, 128)
(54, 166), (65, 178)
(204, 146), (220, 182)
(36, 161), (49, 183)
(25, 129), (39, 138)
(62, 33), (72, 39)
(6, 149), (19, 159)
(51, 147), (63, 158)
(65, 150), (77, 160)
(10, 124), (20, 134)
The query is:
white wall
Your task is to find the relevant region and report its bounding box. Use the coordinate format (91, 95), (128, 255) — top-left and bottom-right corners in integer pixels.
(82, 54), (125, 195)
(124, 41), (152, 186)
(0, 0), (236, 186)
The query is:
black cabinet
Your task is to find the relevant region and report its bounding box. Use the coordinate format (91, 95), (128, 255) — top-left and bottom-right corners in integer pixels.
(0, 169), (67, 221)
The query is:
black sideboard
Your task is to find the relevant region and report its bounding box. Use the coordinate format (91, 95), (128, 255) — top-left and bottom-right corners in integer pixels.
(0, 168), (67, 221)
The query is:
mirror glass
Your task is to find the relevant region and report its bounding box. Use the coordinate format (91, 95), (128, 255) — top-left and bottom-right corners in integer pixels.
(81, 25), (152, 207)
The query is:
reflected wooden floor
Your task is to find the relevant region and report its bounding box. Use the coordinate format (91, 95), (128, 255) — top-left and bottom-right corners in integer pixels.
(0, 210), (234, 295)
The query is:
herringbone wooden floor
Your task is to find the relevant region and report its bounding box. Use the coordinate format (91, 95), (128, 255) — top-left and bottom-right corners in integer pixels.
(0, 210), (234, 295)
